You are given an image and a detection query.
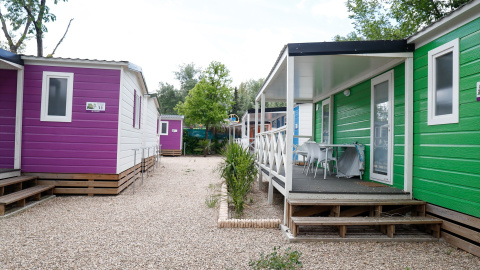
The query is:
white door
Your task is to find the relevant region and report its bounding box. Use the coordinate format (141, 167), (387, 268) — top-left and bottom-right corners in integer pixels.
(370, 71), (394, 184)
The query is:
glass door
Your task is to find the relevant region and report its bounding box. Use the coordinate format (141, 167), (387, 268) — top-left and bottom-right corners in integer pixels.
(370, 71), (393, 184)
(321, 98), (331, 144)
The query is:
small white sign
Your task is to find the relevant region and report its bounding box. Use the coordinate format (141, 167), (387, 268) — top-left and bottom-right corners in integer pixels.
(86, 102), (106, 112)
(477, 82), (480, 101)
(172, 129), (178, 133)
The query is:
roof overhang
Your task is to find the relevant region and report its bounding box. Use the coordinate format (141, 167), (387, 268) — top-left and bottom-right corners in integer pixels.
(0, 49), (23, 70)
(258, 40), (414, 103)
(407, 0), (480, 48)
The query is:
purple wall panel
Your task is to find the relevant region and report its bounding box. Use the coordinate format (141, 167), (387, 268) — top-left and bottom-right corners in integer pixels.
(0, 69), (17, 168)
(22, 65), (121, 174)
(160, 119), (182, 150)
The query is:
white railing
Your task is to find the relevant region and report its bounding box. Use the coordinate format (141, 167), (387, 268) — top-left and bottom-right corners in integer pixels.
(255, 126), (287, 183)
(234, 137), (250, 150)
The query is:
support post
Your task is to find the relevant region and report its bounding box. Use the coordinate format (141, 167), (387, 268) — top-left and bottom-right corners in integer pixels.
(284, 55), (295, 223)
(255, 100), (262, 190)
(404, 57), (414, 198)
(133, 149), (136, 194)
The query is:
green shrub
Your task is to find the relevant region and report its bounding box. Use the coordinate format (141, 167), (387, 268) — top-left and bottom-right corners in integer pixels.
(183, 130), (199, 154)
(219, 142), (257, 216)
(249, 246), (303, 270)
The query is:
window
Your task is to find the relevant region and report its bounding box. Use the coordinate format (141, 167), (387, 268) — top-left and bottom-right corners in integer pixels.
(321, 98), (331, 144)
(428, 38), (459, 125)
(40, 71), (74, 122)
(133, 90), (141, 129)
(160, 121), (168, 135)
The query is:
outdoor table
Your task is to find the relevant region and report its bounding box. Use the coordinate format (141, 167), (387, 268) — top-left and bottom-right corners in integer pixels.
(316, 143), (357, 179)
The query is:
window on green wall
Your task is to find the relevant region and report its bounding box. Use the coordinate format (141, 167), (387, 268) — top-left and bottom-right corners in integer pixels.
(321, 98), (331, 144)
(427, 38), (459, 125)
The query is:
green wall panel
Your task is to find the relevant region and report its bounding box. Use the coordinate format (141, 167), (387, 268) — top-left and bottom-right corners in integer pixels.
(412, 16), (480, 217)
(314, 63), (406, 188)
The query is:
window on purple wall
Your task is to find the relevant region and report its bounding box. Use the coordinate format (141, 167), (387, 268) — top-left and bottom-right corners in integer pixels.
(160, 121), (168, 135)
(41, 71), (74, 122)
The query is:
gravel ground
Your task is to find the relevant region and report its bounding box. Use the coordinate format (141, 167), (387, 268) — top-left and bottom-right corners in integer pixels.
(0, 156), (478, 269)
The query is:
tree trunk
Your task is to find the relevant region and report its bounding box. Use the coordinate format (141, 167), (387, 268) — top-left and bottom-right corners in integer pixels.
(204, 125), (209, 157)
(36, 31), (43, 57)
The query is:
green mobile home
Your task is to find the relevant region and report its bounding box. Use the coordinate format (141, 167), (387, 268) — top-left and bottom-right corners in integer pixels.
(253, 0), (479, 252)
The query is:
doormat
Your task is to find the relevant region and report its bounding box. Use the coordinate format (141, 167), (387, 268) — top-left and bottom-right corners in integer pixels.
(356, 181), (388, 187)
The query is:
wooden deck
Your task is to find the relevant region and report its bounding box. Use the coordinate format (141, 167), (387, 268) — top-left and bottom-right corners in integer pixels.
(264, 164), (410, 200)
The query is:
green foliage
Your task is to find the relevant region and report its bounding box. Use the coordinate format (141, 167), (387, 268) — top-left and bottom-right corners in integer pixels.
(175, 61), (234, 139)
(205, 183), (220, 208)
(174, 62), (201, 98)
(197, 139), (211, 156)
(337, 0), (470, 40)
(156, 82), (183, 115)
(219, 143), (257, 216)
(0, 0), (68, 55)
(182, 129), (199, 154)
(212, 138), (227, 154)
(235, 78), (264, 118)
(249, 247), (303, 270)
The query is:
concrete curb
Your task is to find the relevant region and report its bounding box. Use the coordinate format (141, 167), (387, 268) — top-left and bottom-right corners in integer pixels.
(217, 183), (281, 228)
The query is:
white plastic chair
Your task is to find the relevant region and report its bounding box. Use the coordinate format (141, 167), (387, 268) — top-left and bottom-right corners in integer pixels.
(309, 143), (327, 178)
(293, 141), (309, 165)
(302, 142), (315, 174)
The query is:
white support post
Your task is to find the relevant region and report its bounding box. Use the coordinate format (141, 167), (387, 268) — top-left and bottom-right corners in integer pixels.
(404, 58), (414, 198)
(255, 100), (262, 189)
(260, 94), (265, 133)
(14, 69), (24, 170)
(284, 55), (295, 223)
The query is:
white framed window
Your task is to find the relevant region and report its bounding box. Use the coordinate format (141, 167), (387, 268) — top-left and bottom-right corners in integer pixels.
(160, 121), (168, 135)
(427, 38), (459, 125)
(133, 90), (141, 129)
(40, 71), (74, 122)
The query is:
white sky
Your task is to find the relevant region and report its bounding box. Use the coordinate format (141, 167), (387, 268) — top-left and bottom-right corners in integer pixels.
(19, 0), (354, 91)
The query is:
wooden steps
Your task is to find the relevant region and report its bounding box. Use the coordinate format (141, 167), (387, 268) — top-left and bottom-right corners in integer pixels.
(0, 176), (54, 216)
(286, 198), (440, 240)
(290, 216), (442, 238)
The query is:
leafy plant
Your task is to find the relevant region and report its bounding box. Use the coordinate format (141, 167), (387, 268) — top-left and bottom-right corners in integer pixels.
(249, 246), (303, 270)
(182, 129), (199, 154)
(219, 142), (257, 216)
(197, 139), (211, 157)
(205, 184), (220, 208)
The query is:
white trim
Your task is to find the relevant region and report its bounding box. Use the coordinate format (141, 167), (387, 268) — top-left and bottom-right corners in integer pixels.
(256, 48), (288, 101)
(407, 1), (480, 48)
(159, 121), (169, 135)
(179, 119), (184, 150)
(40, 71), (74, 122)
(338, 52), (414, 58)
(285, 56), (294, 194)
(404, 58), (414, 197)
(14, 69), (24, 169)
(0, 59), (24, 70)
(22, 57), (126, 70)
(427, 39), (459, 126)
(370, 70), (394, 185)
(115, 68), (125, 174)
(321, 98), (331, 144)
(312, 58), (405, 104)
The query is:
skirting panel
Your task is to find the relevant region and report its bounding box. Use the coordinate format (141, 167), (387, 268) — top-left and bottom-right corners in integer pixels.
(26, 156), (157, 196)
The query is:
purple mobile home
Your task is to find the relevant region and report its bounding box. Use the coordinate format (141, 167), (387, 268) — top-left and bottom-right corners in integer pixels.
(0, 50), (160, 200)
(159, 115), (184, 156)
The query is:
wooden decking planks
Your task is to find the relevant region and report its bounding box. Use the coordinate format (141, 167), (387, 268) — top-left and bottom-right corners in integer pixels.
(426, 204), (480, 257)
(161, 149), (182, 156)
(0, 184), (54, 216)
(291, 216), (442, 238)
(31, 156), (156, 196)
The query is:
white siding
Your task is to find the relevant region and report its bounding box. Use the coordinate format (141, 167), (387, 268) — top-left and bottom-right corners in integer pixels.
(116, 68), (159, 174)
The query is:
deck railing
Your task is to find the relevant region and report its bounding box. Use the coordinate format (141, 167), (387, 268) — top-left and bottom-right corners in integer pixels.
(255, 126), (287, 184)
(131, 145), (160, 194)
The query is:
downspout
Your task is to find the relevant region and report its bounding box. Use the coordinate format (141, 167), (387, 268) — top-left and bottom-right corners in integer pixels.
(404, 57), (414, 199)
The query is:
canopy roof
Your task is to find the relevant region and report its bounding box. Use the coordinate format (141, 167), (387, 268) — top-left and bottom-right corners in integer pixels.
(259, 40), (414, 103)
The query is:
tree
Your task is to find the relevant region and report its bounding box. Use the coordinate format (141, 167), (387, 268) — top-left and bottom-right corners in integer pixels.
(337, 0), (470, 41)
(235, 78), (264, 118)
(174, 62), (201, 99)
(0, 0), (32, 53)
(156, 82), (182, 115)
(175, 61), (234, 155)
(0, 0), (69, 56)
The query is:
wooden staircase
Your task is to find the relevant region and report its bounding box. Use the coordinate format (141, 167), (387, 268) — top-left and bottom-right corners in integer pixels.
(286, 199), (443, 240)
(0, 175), (54, 216)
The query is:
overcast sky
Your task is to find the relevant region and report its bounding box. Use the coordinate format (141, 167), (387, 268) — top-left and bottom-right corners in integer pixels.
(19, 0), (354, 91)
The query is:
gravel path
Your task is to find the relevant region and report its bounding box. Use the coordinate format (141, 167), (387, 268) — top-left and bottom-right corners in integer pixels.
(0, 156), (478, 269)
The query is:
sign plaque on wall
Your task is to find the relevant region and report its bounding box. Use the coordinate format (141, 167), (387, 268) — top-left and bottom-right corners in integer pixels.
(86, 102), (106, 112)
(172, 129), (178, 133)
